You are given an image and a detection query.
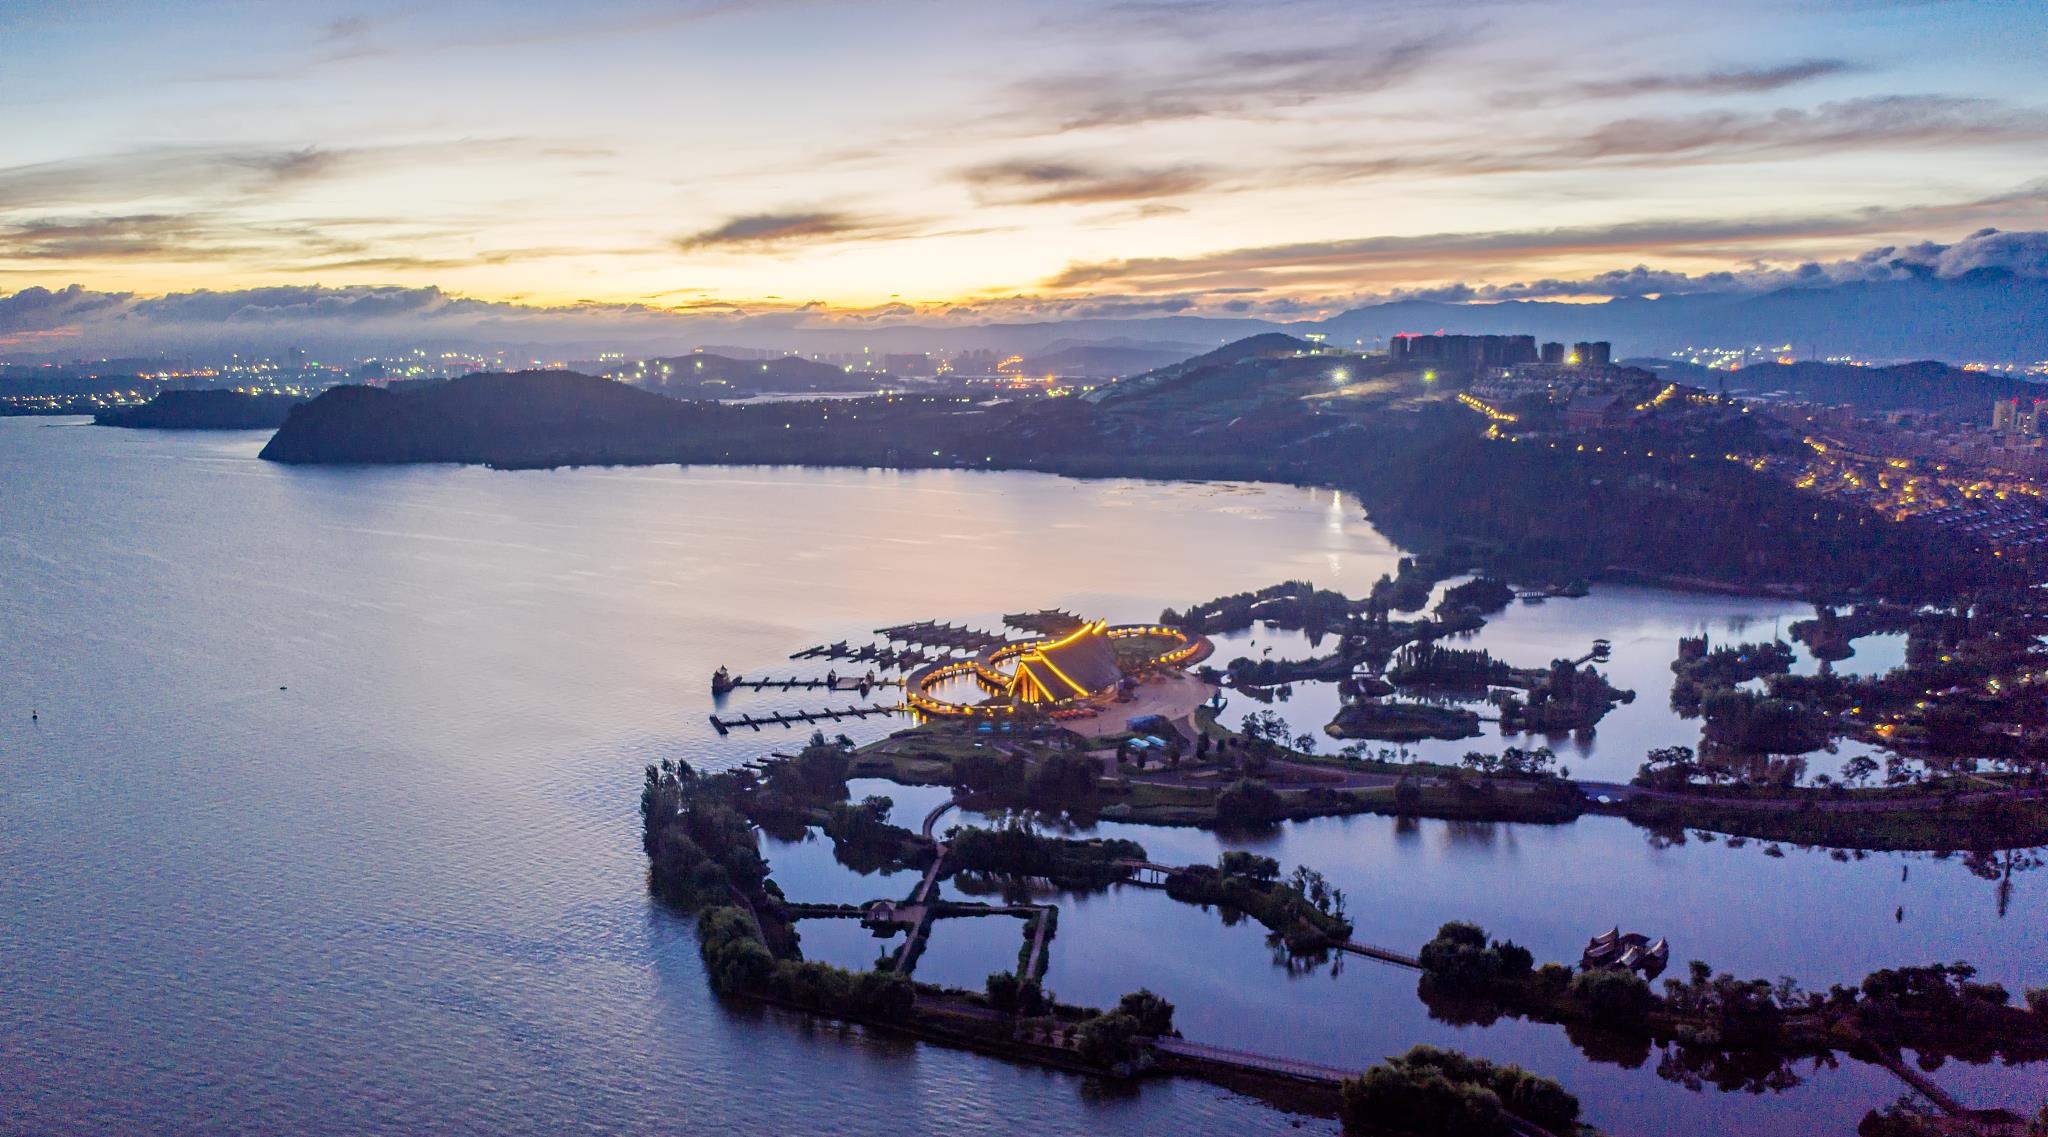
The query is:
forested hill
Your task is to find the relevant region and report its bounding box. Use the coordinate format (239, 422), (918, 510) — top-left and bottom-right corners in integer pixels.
(261, 371), (701, 465)
(1084, 333), (1322, 404)
(96, 389), (303, 430)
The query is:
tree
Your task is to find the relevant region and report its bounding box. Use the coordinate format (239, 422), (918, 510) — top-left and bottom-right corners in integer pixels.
(987, 971), (1021, 1013)
(1340, 1063), (1508, 1137)
(1241, 710), (1292, 756)
(1219, 850), (1280, 882)
(1117, 988), (1176, 1035)
(1075, 1011), (1142, 1068)
(1570, 968), (1653, 1027)
(1290, 865), (1346, 920)
(1493, 940), (1533, 976)
(1635, 745), (1700, 789)
(1015, 976), (1049, 1016)
(1216, 778), (1284, 826)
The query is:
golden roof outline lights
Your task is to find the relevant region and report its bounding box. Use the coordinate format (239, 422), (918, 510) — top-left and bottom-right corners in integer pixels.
(904, 619), (1209, 717)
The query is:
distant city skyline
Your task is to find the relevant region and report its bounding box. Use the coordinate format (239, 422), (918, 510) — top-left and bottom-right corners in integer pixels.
(4, 0), (2048, 350)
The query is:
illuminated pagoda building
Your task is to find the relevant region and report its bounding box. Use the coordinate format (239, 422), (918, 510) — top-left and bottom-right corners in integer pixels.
(902, 617), (1210, 718)
(1010, 621), (1123, 704)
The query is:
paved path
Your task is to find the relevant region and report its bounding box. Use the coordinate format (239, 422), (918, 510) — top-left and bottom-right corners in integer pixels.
(1125, 759), (1403, 792)
(1019, 908), (1053, 979)
(1059, 673), (1217, 739)
(1579, 780), (2048, 814)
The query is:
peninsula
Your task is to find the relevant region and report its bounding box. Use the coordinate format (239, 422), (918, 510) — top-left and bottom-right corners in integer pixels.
(259, 337), (2023, 604)
(96, 389), (303, 430)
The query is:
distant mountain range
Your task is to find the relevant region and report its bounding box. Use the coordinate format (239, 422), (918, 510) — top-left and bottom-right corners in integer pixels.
(1638, 359), (2044, 416)
(732, 269), (2048, 364)
(1304, 269), (2048, 362)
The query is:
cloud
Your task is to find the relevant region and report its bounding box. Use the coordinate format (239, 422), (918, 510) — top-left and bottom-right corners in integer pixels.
(0, 211), (380, 267)
(1043, 216), (1871, 291)
(675, 211), (904, 250)
(1372, 227), (2048, 302)
(0, 214), (240, 260)
(0, 139), (549, 211)
(1569, 95), (2048, 161)
(0, 284), (131, 334)
(1292, 94), (2048, 189)
(1022, 34), (1453, 130)
(0, 146), (336, 211)
(130, 284), (478, 324)
(1514, 59), (1858, 105)
(1042, 184), (2048, 295)
(961, 160), (1213, 205)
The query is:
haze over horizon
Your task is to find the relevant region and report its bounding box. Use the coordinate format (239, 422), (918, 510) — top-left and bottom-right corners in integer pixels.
(5, 0), (2048, 356)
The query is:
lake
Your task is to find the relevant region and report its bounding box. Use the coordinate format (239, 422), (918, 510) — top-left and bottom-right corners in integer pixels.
(2, 416), (2039, 1136)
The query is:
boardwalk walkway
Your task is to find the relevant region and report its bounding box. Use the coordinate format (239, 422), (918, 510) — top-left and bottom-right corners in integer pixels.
(1152, 1038), (1357, 1084)
(1157, 1040), (1563, 1137)
(1336, 940), (1423, 969)
(921, 798), (958, 841)
(1578, 780), (2048, 814)
(716, 675), (905, 692)
(708, 704), (899, 735)
(1020, 908), (1052, 979)
(890, 799), (957, 975)
(1868, 1048), (1970, 1118)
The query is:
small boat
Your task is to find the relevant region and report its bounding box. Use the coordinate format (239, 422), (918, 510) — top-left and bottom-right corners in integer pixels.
(712, 666), (735, 694)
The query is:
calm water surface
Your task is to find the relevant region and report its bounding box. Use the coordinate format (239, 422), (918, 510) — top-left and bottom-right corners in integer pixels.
(2, 417), (2039, 1136)
(1210, 589), (1902, 783)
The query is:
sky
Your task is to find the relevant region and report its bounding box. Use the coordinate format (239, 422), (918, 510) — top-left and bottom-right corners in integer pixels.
(3, 0), (2047, 350)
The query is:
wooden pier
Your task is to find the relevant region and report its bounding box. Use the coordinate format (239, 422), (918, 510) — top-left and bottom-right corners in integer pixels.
(1336, 940), (1424, 969)
(1003, 608), (1086, 636)
(790, 641), (941, 669)
(714, 674), (904, 693)
(875, 620), (1006, 653)
(709, 704), (902, 735)
(1152, 1037), (1359, 1085)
